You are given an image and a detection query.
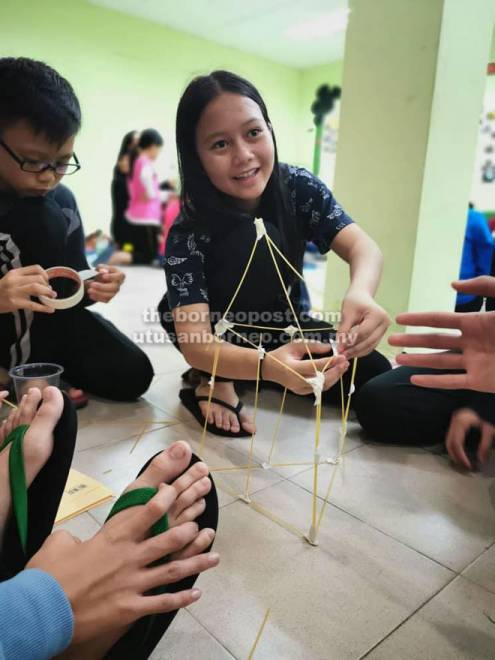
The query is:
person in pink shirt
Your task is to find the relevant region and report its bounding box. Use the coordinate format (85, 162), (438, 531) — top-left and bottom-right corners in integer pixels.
(125, 129), (165, 264)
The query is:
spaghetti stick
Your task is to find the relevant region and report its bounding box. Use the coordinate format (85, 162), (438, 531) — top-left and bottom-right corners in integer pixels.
(199, 339), (222, 455)
(248, 608), (271, 660)
(243, 347), (263, 500)
(223, 238), (259, 319)
(229, 328), (307, 384)
(266, 235), (304, 282)
(264, 236), (318, 374)
(266, 387), (287, 465)
(315, 358), (358, 536)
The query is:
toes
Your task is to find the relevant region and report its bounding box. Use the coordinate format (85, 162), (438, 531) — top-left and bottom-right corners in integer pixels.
(19, 388), (42, 426)
(198, 402), (214, 425)
(170, 527), (215, 560)
(213, 408), (223, 429)
(239, 410), (256, 434)
(173, 498), (206, 526)
(230, 412), (240, 433)
(130, 441), (193, 491)
(222, 411), (231, 432)
(170, 462), (209, 499)
(32, 387), (64, 425)
(169, 474), (212, 525)
(4, 395), (24, 438)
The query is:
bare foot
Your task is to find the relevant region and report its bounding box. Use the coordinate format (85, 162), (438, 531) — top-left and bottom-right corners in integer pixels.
(108, 250), (133, 266)
(0, 387), (63, 546)
(60, 441), (216, 660)
(121, 440), (214, 528)
(195, 379), (256, 434)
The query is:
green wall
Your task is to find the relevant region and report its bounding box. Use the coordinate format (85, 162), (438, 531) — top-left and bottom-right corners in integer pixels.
(1, 0), (304, 232)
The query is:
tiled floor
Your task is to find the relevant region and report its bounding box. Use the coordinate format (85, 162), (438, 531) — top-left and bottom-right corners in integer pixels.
(57, 265), (495, 659)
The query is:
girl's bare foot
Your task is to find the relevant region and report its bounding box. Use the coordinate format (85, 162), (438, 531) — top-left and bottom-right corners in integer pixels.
(195, 378), (256, 434)
(0, 386), (63, 546)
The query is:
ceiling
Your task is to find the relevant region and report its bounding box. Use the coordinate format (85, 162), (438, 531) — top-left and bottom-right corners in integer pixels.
(90, 0), (349, 68)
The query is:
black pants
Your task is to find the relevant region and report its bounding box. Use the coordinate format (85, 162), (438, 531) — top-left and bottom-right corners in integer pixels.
(160, 216), (391, 406)
(353, 366), (495, 445)
(455, 296), (484, 313)
(0, 392), (77, 580)
(0, 394), (219, 658)
(126, 223), (159, 265)
(26, 307), (154, 401)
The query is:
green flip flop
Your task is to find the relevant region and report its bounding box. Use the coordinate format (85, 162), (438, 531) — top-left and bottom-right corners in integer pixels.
(105, 486), (169, 537)
(0, 424), (30, 554)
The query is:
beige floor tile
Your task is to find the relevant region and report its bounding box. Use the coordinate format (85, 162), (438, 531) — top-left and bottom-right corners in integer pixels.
(150, 610), (235, 660)
(462, 543), (495, 595)
(50, 265), (492, 658)
(74, 418), (284, 524)
(189, 480), (452, 660)
(142, 371), (192, 419)
(227, 386), (363, 478)
(55, 511), (100, 540)
(76, 396), (179, 450)
(367, 576), (495, 660)
(291, 444), (495, 571)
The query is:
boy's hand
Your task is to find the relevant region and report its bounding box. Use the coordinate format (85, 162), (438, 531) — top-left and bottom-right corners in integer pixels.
(86, 265), (125, 303)
(0, 265), (56, 314)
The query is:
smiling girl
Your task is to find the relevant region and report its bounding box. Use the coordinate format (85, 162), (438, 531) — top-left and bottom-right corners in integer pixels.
(159, 71), (391, 437)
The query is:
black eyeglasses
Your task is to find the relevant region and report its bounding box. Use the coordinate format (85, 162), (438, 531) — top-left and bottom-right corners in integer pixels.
(0, 138), (81, 175)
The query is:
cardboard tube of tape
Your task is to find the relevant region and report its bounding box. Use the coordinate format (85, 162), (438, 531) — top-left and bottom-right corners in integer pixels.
(39, 266), (97, 310)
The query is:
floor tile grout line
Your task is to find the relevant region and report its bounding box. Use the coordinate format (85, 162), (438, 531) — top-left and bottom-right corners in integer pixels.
(186, 608), (239, 659)
(283, 477), (469, 573)
(358, 571), (461, 659)
(457, 538), (495, 595)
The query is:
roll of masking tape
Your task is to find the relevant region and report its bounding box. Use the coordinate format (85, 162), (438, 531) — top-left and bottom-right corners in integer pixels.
(39, 266), (98, 310)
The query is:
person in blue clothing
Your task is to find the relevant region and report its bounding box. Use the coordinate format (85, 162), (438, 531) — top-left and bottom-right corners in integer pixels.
(455, 203), (495, 312)
(0, 387), (219, 659)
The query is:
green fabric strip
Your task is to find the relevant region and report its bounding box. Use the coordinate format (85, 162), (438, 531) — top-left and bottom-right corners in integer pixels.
(105, 486), (169, 536)
(0, 424), (30, 554)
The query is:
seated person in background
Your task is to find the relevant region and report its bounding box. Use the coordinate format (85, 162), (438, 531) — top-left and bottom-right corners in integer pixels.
(0, 388), (219, 659)
(455, 203), (494, 312)
(354, 277), (495, 470)
(0, 57), (153, 406)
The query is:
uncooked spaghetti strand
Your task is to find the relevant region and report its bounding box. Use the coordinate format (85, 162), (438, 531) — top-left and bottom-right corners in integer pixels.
(199, 339), (221, 455)
(264, 236), (318, 375)
(223, 237), (259, 319)
(267, 387), (287, 465)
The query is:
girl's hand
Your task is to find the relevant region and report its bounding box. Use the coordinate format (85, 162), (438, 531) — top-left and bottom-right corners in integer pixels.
(445, 408), (494, 470)
(86, 265), (125, 303)
(338, 290), (390, 358)
(263, 340), (349, 395)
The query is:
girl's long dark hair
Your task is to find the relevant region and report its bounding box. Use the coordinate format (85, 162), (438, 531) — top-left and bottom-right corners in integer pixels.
(176, 70), (300, 267)
(129, 128), (164, 178)
(117, 130), (138, 161)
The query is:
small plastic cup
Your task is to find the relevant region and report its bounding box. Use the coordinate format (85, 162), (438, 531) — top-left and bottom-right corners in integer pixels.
(9, 363), (64, 402)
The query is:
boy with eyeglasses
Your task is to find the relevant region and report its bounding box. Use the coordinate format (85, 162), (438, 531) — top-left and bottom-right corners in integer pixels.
(0, 57), (153, 404)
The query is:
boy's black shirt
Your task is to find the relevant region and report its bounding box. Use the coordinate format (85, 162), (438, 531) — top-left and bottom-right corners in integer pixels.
(0, 184), (90, 369)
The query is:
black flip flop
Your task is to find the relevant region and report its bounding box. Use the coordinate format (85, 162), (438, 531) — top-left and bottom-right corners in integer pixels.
(179, 388), (252, 438)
